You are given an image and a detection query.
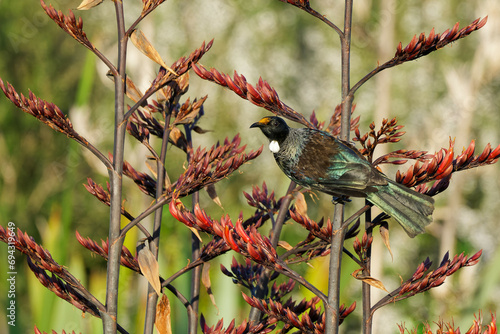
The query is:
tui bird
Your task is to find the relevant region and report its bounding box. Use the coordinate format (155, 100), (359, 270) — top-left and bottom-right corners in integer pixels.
(250, 116), (434, 237)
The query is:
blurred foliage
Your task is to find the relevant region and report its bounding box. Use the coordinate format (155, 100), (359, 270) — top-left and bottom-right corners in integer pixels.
(0, 0), (499, 333)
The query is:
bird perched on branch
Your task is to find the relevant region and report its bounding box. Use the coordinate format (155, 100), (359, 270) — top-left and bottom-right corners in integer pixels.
(250, 116), (434, 237)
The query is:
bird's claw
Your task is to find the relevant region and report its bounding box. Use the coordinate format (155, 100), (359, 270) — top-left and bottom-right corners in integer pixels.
(331, 195), (351, 204)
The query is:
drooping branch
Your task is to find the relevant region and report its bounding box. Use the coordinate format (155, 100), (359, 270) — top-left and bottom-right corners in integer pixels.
(40, 0), (116, 73)
(350, 17), (488, 96)
(193, 64), (313, 128)
(371, 250), (482, 316)
(0, 79), (113, 171)
(0, 227), (107, 319)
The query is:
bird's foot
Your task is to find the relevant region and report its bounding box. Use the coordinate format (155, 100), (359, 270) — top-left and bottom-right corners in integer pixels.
(331, 195), (351, 204)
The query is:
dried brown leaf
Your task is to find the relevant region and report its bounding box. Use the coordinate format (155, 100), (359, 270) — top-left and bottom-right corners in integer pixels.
(352, 269), (389, 292)
(278, 240), (293, 251)
(202, 263), (219, 314)
(294, 191), (308, 218)
(137, 242), (162, 296)
(188, 226), (203, 242)
(206, 184), (223, 210)
(155, 294), (172, 334)
(130, 29), (176, 76)
(169, 127), (186, 149)
(77, 0), (103, 10)
(125, 77), (144, 103)
(380, 223), (393, 261)
(193, 125), (211, 134)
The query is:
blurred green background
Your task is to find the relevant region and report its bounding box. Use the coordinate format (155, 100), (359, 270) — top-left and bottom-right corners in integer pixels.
(0, 0), (499, 333)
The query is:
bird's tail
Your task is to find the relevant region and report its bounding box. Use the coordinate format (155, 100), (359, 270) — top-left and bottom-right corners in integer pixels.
(367, 179), (434, 238)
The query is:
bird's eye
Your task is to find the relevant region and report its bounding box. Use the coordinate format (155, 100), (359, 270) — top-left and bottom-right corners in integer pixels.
(271, 120), (278, 127)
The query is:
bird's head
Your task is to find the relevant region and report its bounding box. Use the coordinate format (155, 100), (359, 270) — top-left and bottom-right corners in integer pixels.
(250, 116), (290, 143)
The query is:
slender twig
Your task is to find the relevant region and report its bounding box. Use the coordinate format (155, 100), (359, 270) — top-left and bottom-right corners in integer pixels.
(185, 124), (202, 334)
(303, 6), (344, 38)
(104, 1), (128, 333)
(325, 206), (345, 333)
(340, 204), (372, 230)
(119, 195), (170, 238)
(143, 112), (172, 334)
(325, 0), (353, 333)
(189, 192), (201, 334)
(164, 283), (196, 319)
(362, 200), (373, 334)
(162, 258), (206, 288)
(248, 181), (296, 323)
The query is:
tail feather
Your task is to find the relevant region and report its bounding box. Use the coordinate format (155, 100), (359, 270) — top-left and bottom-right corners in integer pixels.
(367, 179), (434, 238)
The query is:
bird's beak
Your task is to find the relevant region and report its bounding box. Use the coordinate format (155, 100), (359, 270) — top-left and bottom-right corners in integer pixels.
(250, 117), (271, 129)
(250, 122), (261, 129)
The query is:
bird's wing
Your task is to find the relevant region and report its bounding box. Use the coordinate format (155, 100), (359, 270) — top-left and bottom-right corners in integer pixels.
(290, 130), (387, 194)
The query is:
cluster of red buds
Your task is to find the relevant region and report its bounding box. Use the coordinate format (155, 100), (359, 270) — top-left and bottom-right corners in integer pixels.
(324, 105), (360, 137)
(169, 201), (283, 268)
(193, 64), (312, 128)
(0, 79), (81, 142)
(220, 257), (279, 291)
(83, 178), (136, 221)
(352, 231), (373, 262)
(200, 314), (276, 334)
(398, 312), (497, 334)
(142, 40), (213, 102)
(396, 139), (500, 196)
(40, 0), (91, 50)
(354, 118), (407, 161)
(220, 257), (297, 302)
(243, 182), (278, 212)
(35, 326), (77, 334)
(127, 109), (160, 144)
(122, 159), (158, 198)
(75, 231), (140, 273)
(372, 250), (482, 312)
(172, 135), (262, 197)
(392, 18), (488, 64)
(0, 226), (105, 318)
(290, 208), (360, 243)
(243, 294), (356, 333)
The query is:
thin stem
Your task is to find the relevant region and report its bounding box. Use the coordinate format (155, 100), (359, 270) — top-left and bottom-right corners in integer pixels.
(362, 199), (373, 334)
(119, 195), (170, 238)
(143, 112), (172, 334)
(325, 206), (345, 334)
(303, 7), (344, 38)
(184, 122), (202, 334)
(248, 182), (296, 323)
(349, 62), (395, 100)
(103, 1), (127, 333)
(189, 192), (201, 334)
(325, 1), (353, 333)
(162, 258), (205, 288)
(340, 204), (372, 230)
(164, 283), (196, 319)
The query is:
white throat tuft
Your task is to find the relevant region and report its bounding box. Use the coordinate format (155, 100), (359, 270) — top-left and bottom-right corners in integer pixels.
(269, 140), (280, 153)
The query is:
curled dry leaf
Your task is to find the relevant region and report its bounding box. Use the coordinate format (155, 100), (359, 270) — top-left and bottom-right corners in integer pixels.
(188, 226), (203, 242)
(278, 240), (293, 251)
(155, 294), (172, 334)
(125, 77), (144, 104)
(379, 222), (393, 261)
(206, 184), (223, 210)
(352, 269), (389, 293)
(137, 242), (162, 296)
(293, 191), (308, 218)
(130, 29), (177, 76)
(77, 0), (103, 10)
(202, 263), (219, 314)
